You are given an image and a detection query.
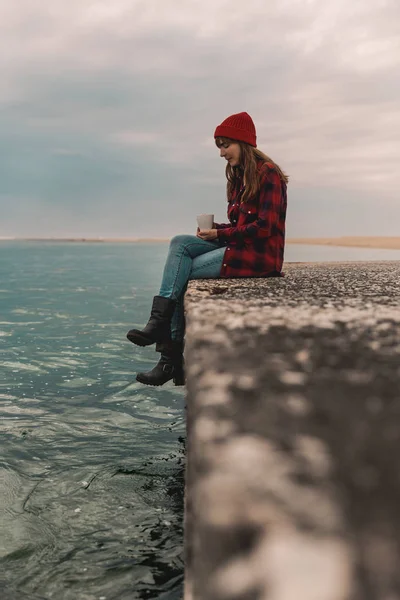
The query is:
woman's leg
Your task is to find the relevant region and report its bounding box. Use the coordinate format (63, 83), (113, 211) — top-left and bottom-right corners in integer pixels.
(189, 246), (226, 280)
(159, 234), (220, 301)
(127, 234), (220, 347)
(170, 246), (226, 341)
(138, 246), (226, 387)
(170, 286), (187, 342)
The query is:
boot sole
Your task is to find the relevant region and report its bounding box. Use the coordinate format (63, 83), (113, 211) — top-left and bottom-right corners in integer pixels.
(126, 332), (154, 346)
(136, 374), (168, 386)
(135, 378), (162, 386)
(135, 374), (185, 386)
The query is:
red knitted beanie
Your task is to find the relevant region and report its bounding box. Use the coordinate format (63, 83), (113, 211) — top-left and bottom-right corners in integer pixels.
(214, 112), (257, 147)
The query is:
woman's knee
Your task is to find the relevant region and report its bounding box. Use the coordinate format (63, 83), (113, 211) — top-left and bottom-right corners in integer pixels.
(170, 234), (197, 247)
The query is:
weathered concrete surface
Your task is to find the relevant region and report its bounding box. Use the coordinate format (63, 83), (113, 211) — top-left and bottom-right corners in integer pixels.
(184, 261), (400, 600)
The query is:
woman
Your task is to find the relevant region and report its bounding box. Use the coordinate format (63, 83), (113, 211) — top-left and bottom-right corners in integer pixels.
(127, 111), (288, 386)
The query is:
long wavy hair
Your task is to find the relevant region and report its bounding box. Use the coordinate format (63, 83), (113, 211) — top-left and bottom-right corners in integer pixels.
(215, 137), (289, 204)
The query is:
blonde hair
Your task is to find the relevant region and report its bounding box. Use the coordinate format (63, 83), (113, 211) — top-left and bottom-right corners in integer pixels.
(215, 137), (289, 204)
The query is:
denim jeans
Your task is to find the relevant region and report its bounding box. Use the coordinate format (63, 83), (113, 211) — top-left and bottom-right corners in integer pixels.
(159, 234), (226, 341)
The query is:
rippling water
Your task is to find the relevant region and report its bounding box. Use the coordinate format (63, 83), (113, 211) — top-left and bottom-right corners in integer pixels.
(2, 239), (399, 599)
(0, 242), (185, 600)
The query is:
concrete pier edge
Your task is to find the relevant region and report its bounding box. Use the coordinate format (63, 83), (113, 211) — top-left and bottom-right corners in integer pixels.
(183, 261), (400, 600)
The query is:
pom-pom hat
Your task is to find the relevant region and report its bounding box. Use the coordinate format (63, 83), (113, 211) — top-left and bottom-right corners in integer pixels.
(214, 112), (257, 147)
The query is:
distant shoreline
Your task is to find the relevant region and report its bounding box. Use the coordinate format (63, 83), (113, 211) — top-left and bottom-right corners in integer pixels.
(0, 237), (170, 243)
(286, 237), (400, 250)
(1, 236), (400, 250)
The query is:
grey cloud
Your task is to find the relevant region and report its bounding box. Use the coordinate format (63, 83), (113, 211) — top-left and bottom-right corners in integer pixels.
(0, 0), (399, 237)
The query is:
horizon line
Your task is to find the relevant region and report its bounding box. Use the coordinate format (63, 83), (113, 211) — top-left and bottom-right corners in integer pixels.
(1, 236), (400, 251)
(0, 235), (399, 241)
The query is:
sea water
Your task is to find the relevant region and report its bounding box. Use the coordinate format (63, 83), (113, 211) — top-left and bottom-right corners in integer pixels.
(0, 242), (184, 600)
(1, 240), (400, 600)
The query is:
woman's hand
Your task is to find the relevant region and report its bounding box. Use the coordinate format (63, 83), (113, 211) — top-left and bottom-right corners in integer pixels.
(196, 228), (218, 241)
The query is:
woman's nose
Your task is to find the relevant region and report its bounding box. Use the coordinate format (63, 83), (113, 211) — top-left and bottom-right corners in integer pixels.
(220, 148), (225, 157)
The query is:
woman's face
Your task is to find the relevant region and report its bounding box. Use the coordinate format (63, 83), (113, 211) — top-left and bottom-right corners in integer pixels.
(217, 139), (241, 167)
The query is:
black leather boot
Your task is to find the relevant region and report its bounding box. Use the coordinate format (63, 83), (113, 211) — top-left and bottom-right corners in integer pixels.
(126, 296), (176, 347)
(136, 340), (185, 387)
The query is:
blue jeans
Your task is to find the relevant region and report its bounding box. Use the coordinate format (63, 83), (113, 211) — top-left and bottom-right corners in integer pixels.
(159, 234), (226, 341)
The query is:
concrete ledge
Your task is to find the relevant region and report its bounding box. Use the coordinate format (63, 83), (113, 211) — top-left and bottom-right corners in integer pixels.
(184, 261), (400, 600)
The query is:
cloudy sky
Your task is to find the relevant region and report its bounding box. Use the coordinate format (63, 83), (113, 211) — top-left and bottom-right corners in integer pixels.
(1, 0), (399, 238)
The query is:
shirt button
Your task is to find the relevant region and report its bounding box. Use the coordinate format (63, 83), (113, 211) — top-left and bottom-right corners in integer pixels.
(248, 210), (251, 213)
(223, 264), (227, 267)
(227, 247), (230, 250)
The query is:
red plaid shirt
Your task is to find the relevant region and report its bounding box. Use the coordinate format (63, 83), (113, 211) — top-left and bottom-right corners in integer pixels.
(215, 160), (287, 278)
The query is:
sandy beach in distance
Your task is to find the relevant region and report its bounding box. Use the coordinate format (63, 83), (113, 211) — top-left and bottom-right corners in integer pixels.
(286, 237), (400, 250)
(0, 237), (170, 243)
(1, 236), (400, 249)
